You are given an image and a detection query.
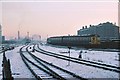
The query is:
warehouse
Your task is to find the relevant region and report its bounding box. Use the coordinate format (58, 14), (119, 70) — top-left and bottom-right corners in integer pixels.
(77, 22), (119, 40)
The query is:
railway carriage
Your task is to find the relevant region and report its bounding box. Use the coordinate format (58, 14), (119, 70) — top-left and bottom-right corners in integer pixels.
(47, 35), (100, 47)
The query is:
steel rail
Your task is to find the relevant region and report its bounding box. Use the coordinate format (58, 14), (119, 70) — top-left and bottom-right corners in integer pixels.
(36, 44), (120, 69)
(20, 46), (42, 80)
(27, 45), (87, 80)
(26, 46), (66, 80)
(34, 44), (120, 73)
(20, 45), (69, 80)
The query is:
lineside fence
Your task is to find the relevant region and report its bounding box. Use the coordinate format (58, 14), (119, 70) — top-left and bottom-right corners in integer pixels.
(2, 47), (14, 80)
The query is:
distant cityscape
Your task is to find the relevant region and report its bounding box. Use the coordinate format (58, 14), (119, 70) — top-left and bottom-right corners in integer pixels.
(0, 22), (120, 45)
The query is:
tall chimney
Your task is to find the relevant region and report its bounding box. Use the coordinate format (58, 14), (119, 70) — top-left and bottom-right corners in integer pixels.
(18, 31), (20, 40)
(82, 26), (84, 29)
(27, 32), (29, 39)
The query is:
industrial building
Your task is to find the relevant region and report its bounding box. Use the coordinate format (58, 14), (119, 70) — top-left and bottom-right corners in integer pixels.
(77, 22), (119, 40)
(2, 36), (5, 43)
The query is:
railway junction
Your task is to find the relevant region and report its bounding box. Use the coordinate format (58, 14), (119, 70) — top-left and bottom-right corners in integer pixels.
(0, 43), (119, 80)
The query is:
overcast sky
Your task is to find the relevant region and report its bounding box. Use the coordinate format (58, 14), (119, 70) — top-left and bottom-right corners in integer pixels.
(0, 0), (119, 40)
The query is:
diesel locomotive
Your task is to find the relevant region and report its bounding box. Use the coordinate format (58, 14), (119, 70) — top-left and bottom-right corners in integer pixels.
(47, 35), (100, 48)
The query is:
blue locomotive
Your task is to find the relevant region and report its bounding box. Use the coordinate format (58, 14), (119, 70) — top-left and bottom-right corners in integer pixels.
(47, 35), (100, 48)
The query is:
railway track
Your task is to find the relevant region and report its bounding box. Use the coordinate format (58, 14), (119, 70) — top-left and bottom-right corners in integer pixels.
(34, 44), (120, 73)
(20, 45), (87, 80)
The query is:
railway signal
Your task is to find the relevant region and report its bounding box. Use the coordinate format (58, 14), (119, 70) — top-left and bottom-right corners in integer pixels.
(78, 51), (82, 59)
(67, 46), (71, 66)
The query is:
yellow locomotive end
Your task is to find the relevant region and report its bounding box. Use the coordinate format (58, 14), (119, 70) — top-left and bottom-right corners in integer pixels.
(91, 35), (100, 44)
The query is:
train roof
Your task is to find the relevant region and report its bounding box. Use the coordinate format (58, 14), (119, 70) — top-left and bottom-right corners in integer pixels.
(48, 34), (99, 39)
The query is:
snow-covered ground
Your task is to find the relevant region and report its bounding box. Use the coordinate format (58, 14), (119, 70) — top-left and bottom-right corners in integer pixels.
(38, 44), (119, 67)
(33, 52), (117, 78)
(34, 44), (119, 78)
(0, 43), (119, 79)
(0, 46), (34, 79)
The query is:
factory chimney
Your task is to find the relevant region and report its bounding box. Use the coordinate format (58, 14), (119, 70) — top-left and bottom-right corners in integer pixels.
(27, 32), (29, 39)
(18, 31), (20, 40)
(82, 26), (84, 29)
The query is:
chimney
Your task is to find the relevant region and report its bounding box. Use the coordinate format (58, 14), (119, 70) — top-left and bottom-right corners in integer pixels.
(18, 31), (20, 40)
(82, 26), (84, 29)
(27, 32), (29, 39)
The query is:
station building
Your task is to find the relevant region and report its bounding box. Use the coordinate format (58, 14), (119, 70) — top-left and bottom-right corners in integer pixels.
(77, 22), (119, 40)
